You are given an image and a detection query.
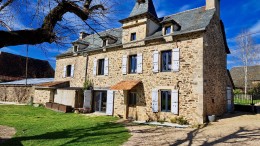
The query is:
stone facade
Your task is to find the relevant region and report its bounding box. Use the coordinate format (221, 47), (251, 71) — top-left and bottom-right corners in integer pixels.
(34, 89), (54, 104)
(203, 14), (228, 117)
(52, 0), (230, 124)
(0, 85), (34, 103)
(55, 55), (87, 87)
(87, 32), (206, 124)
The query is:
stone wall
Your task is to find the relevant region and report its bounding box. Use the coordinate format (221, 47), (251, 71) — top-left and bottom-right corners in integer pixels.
(203, 14), (227, 116)
(0, 85), (34, 103)
(122, 18), (148, 44)
(55, 55), (87, 87)
(34, 89), (54, 104)
(87, 32), (205, 124)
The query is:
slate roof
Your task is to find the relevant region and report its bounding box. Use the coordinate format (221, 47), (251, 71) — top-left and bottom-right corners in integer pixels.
(58, 6), (216, 57)
(129, 0), (158, 18)
(230, 66), (260, 88)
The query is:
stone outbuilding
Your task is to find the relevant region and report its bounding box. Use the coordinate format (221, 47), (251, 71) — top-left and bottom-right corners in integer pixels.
(44, 0), (232, 124)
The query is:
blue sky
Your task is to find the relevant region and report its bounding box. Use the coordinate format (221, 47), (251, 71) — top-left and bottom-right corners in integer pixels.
(1, 0), (260, 69)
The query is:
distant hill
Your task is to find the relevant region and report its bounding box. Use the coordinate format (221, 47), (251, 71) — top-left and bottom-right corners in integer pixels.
(0, 51), (54, 82)
(230, 65), (260, 89)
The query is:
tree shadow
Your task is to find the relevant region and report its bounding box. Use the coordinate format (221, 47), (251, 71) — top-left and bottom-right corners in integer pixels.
(1, 122), (129, 146)
(170, 126), (260, 146)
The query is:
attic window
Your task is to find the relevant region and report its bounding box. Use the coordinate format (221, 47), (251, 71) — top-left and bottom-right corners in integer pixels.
(131, 33), (136, 41)
(165, 26), (171, 35)
(103, 39), (107, 47)
(73, 46), (78, 52)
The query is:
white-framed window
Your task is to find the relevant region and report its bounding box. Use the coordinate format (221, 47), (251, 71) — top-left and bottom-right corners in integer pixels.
(122, 54), (142, 75)
(165, 26), (171, 35)
(152, 89), (179, 114)
(94, 58), (108, 76)
(63, 64), (74, 78)
(97, 59), (105, 75)
(153, 48), (180, 73)
(129, 55), (137, 74)
(73, 45), (78, 52)
(161, 50), (172, 72)
(160, 90), (171, 112)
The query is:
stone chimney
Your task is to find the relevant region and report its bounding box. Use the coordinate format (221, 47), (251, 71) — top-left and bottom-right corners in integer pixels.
(79, 32), (89, 39)
(206, 0), (220, 17)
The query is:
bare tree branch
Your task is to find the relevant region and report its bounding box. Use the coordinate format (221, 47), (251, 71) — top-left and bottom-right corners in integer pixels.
(0, 0), (13, 11)
(0, 0), (106, 48)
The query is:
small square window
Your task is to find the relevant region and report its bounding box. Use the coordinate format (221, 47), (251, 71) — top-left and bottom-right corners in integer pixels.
(165, 26), (171, 35)
(131, 33), (136, 41)
(129, 55), (137, 74)
(66, 65), (72, 77)
(161, 90), (171, 112)
(98, 59), (105, 75)
(161, 50), (172, 72)
(129, 92), (137, 106)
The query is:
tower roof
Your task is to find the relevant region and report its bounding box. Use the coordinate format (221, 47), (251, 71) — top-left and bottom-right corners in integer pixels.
(129, 0), (158, 18)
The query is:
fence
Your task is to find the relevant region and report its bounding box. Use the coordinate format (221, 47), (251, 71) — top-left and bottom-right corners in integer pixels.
(234, 94), (260, 105)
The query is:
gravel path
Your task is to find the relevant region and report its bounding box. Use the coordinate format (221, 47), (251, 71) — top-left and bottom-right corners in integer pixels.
(0, 125), (16, 144)
(123, 113), (260, 146)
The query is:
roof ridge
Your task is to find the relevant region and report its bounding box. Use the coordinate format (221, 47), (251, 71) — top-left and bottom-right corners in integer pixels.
(161, 6), (206, 18)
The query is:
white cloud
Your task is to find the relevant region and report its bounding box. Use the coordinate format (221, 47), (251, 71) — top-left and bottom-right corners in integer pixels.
(157, 10), (167, 17)
(249, 20), (260, 33)
(178, 5), (191, 12)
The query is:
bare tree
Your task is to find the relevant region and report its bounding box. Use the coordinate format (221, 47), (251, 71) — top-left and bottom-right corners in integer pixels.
(236, 31), (259, 96)
(0, 0), (115, 48)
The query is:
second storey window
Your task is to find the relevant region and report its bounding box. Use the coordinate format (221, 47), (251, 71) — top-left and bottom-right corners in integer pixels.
(129, 55), (137, 73)
(161, 90), (171, 112)
(66, 65), (72, 77)
(165, 26), (171, 35)
(131, 33), (136, 41)
(161, 50), (172, 72)
(98, 59), (105, 75)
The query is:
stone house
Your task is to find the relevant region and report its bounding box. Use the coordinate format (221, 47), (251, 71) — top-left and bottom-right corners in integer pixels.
(37, 0), (232, 124)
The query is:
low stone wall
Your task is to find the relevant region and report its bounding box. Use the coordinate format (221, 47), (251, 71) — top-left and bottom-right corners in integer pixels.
(0, 85), (34, 103)
(34, 88), (54, 105)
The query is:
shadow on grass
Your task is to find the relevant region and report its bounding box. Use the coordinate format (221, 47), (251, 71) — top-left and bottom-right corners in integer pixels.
(2, 122), (129, 146)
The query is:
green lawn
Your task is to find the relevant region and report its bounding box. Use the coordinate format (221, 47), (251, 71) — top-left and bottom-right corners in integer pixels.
(0, 105), (130, 146)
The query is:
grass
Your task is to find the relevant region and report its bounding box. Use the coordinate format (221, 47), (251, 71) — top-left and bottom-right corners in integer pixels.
(0, 105), (130, 146)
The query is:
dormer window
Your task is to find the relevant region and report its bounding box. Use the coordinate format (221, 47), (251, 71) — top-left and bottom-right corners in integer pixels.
(131, 33), (136, 41)
(165, 26), (171, 35)
(161, 20), (181, 36)
(103, 39), (107, 47)
(73, 45), (78, 52)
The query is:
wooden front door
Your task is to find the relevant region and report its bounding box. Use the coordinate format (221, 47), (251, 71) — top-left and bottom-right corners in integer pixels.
(127, 92), (137, 120)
